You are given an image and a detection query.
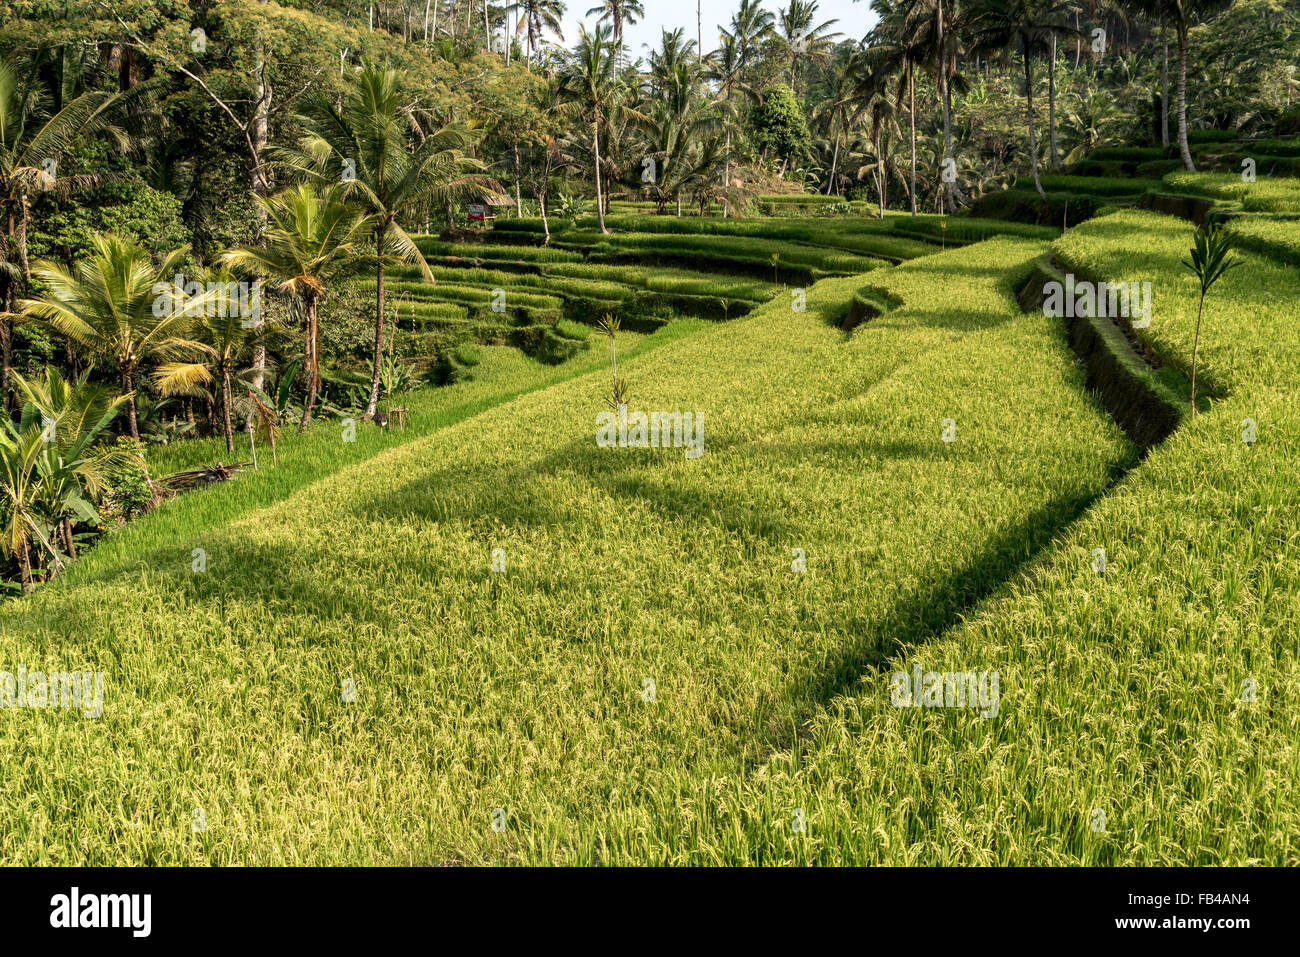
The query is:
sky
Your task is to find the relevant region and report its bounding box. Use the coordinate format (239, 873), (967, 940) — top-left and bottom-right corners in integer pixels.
(551, 0), (881, 62)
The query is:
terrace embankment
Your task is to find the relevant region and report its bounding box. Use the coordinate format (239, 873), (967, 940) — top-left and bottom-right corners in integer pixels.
(1016, 253), (1186, 453)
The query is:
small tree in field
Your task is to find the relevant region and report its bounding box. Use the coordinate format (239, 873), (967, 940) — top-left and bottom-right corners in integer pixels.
(596, 313), (627, 411)
(1182, 223), (1240, 416)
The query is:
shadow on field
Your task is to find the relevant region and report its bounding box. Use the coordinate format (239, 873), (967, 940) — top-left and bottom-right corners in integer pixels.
(781, 483), (1110, 722)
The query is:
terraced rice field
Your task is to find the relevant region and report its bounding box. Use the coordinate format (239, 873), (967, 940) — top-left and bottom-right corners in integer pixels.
(1, 192), (1297, 865)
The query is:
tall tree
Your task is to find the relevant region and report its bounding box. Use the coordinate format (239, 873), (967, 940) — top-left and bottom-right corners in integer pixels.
(558, 23), (636, 234)
(0, 55), (141, 406)
(19, 234), (207, 441)
(970, 0), (1076, 199)
(778, 0), (842, 94)
(1138, 0), (1234, 172)
(275, 62), (500, 417)
(586, 0), (645, 61)
(869, 0), (930, 214)
(510, 0), (567, 68)
(219, 185), (374, 432)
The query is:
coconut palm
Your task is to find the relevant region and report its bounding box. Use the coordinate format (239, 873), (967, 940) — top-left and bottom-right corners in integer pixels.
(153, 276), (282, 453)
(728, 0), (777, 86)
(18, 234), (210, 440)
(510, 0), (567, 68)
(274, 61), (502, 417)
(0, 366), (130, 589)
(778, 1), (842, 94)
(868, 0), (931, 215)
(706, 32), (759, 214)
(12, 366), (132, 570)
(558, 23), (639, 234)
(1135, 0), (1236, 172)
(587, 0), (645, 60)
(969, 0), (1077, 199)
(0, 54), (144, 402)
(219, 184), (374, 431)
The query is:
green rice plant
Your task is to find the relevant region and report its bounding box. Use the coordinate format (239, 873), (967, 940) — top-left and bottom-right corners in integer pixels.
(1222, 216), (1300, 266)
(0, 237), (1142, 864)
(1014, 175), (1164, 197)
(1164, 171), (1300, 213)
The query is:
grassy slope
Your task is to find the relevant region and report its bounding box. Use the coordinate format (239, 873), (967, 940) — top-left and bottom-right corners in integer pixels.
(0, 239), (1135, 864)
(723, 210), (1300, 864)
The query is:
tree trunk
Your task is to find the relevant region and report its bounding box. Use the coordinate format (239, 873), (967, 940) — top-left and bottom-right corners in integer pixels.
(909, 70), (917, 216)
(250, 14), (271, 431)
(723, 128), (731, 218)
(540, 192), (551, 244)
(593, 123), (609, 233)
(221, 369), (235, 453)
(63, 517), (75, 560)
(1176, 26), (1195, 171)
(1024, 37), (1045, 199)
(827, 129), (840, 196)
(300, 293), (320, 432)
(365, 223), (389, 417)
(938, 0), (956, 206)
(2, 207), (13, 407)
(514, 141), (524, 216)
(1161, 19), (1169, 148)
(17, 540), (31, 594)
(1048, 32), (1060, 171)
(122, 368), (140, 441)
(876, 128), (885, 217)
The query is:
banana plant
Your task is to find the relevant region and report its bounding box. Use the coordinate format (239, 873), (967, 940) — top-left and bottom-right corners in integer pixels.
(2, 366), (131, 587)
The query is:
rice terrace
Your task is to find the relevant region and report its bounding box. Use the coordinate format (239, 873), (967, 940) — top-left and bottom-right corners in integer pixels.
(0, 0), (1297, 879)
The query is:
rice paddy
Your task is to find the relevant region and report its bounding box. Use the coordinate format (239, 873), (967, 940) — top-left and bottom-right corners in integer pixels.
(2, 191), (1297, 866)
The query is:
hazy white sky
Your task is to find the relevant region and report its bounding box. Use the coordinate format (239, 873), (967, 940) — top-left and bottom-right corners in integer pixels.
(552, 0), (880, 61)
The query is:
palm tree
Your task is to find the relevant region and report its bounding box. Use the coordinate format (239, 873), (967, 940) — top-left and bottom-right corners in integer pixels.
(898, 0), (978, 206)
(587, 0), (645, 61)
(219, 184), (374, 432)
(705, 32), (757, 215)
(728, 0), (777, 87)
(869, 0), (930, 215)
(969, 0), (1076, 199)
(558, 23), (636, 234)
(1136, 0), (1235, 172)
(645, 28), (699, 96)
(844, 48), (910, 216)
(0, 414), (52, 591)
(510, 0), (567, 68)
(0, 54), (142, 403)
(154, 278), (282, 453)
(18, 234), (208, 440)
(636, 59), (726, 214)
(815, 47), (866, 196)
(275, 62), (502, 418)
(0, 366), (130, 589)
(778, 1), (842, 94)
